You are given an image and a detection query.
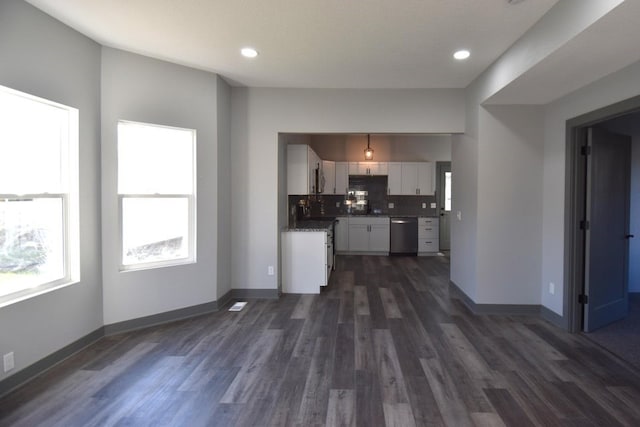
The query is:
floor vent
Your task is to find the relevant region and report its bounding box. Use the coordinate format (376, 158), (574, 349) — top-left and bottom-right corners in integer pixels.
(229, 301), (248, 312)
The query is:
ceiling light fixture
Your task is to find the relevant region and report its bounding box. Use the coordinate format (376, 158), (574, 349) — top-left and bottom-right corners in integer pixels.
(364, 134), (374, 160)
(241, 47), (258, 58)
(453, 50), (470, 60)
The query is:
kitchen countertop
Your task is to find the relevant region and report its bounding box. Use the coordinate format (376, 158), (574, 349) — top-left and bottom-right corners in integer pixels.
(347, 215), (437, 219)
(286, 215), (438, 232)
(286, 219), (334, 232)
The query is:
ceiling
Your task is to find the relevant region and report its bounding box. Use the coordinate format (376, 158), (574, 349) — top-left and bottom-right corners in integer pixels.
(25, 0), (559, 89)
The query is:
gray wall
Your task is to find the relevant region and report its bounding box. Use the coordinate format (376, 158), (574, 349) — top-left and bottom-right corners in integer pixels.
(449, 0), (625, 313)
(307, 134), (452, 162)
(216, 78), (232, 299)
(476, 105), (544, 304)
(0, 0), (103, 381)
(230, 88), (465, 292)
(452, 74), (545, 306)
(542, 60), (640, 315)
(101, 47), (221, 325)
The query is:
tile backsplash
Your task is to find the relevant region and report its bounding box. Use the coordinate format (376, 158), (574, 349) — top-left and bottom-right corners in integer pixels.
(289, 186), (437, 219)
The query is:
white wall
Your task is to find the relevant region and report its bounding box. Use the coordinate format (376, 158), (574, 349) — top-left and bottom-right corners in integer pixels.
(450, 133), (478, 300)
(542, 60), (640, 315)
(475, 105), (544, 304)
(230, 88), (465, 291)
(484, 0), (624, 104)
(452, 67), (545, 307)
(451, 0), (629, 313)
(101, 48), (221, 324)
(0, 0), (103, 381)
(452, 96), (544, 306)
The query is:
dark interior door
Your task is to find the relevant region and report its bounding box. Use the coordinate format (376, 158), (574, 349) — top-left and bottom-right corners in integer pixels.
(584, 127), (631, 332)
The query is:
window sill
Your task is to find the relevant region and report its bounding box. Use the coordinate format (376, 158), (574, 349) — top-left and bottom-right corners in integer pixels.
(0, 279), (80, 309)
(119, 257), (196, 273)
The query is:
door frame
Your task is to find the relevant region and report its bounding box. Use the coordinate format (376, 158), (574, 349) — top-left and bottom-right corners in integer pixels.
(436, 161), (452, 250)
(565, 95), (640, 332)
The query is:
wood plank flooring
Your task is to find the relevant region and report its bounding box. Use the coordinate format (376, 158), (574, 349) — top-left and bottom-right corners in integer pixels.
(2, 255), (640, 426)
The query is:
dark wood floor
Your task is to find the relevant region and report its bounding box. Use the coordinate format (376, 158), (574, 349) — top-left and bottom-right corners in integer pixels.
(2, 255), (640, 426)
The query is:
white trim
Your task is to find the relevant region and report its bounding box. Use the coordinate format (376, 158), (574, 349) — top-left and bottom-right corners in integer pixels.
(0, 85), (79, 305)
(116, 121), (197, 272)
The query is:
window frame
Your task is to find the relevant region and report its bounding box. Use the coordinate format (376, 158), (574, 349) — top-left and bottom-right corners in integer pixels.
(0, 85), (79, 307)
(116, 120), (197, 272)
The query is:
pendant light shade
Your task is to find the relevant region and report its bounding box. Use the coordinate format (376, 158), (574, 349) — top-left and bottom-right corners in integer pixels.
(364, 134), (374, 160)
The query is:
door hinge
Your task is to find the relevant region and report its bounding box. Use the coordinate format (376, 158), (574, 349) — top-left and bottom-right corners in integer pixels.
(579, 220), (590, 230)
(578, 294), (589, 304)
(581, 145), (591, 156)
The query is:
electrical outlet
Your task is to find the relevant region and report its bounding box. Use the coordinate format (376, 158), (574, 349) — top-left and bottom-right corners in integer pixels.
(549, 282), (555, 295)
(268, 266), (274, 276)
(335, 202), (340, 208)
(388, 202), (394, 209)
(3, 352), (14, 372)
(430, 202), (436, 209)
(422, 203), (426, 209)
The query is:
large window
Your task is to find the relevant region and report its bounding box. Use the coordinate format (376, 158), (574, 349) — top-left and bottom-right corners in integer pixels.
(0, 85), (79, 304)
(118, 121), (196, 270)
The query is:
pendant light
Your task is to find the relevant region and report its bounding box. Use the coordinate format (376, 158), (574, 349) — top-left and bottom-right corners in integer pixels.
(364, 134), (374, 160)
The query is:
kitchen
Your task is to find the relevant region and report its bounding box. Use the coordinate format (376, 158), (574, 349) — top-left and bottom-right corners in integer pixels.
(281, 133), (452, 294)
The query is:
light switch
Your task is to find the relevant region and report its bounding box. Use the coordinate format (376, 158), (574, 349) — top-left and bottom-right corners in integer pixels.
(430, 202), (436, 209)
(456, 211), (462, 221)
(421, 203), (426, 209)
(336, 202), (340, 207)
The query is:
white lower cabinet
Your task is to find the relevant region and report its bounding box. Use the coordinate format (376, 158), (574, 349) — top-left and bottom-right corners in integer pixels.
(335, 217), (349, 252)
(418, 217), (439, 255)
(347, 217), (390, 253)
(348, 223), (370, 252)
(282, 231), (330, 294)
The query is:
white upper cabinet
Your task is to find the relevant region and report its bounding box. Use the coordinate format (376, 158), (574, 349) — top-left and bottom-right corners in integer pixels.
(348, 161), (388, 176)
(335, 162), (349, 195)
(388, 161), (435, 195)
(287, 144), (322, 195)
(388, 162), (402, 195)
(288, 145), (435, 196)
(368, 162), (388, 176)
(401, 163), (419, 195)
(308, 149), (321, 193)
(417, 162), (434, 195)
(322, 160), (336, 194)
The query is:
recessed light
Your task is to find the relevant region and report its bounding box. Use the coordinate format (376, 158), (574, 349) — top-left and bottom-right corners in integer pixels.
(241, 47), (258, 58)
(453, 50), (470, 60)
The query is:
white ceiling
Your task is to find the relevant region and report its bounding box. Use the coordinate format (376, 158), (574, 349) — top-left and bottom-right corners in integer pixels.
(25, 0), (559, 89)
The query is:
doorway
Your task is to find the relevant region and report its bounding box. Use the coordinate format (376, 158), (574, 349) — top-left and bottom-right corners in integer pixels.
(581, 127), (631, 332)
(566, 98), (640, 366)
(436, 162), (452, 251)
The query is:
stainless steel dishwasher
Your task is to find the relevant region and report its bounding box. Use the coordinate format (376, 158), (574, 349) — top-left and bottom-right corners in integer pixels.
(390, 217), (418, 255)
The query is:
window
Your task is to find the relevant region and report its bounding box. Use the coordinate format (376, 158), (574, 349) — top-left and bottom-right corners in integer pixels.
(444, 171), (452, 211)
(0, 85), (79, 303)
(118, 121), (196, 270)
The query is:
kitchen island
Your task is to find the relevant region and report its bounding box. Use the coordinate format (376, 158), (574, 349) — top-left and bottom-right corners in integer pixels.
(281, 220), (334, 294)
